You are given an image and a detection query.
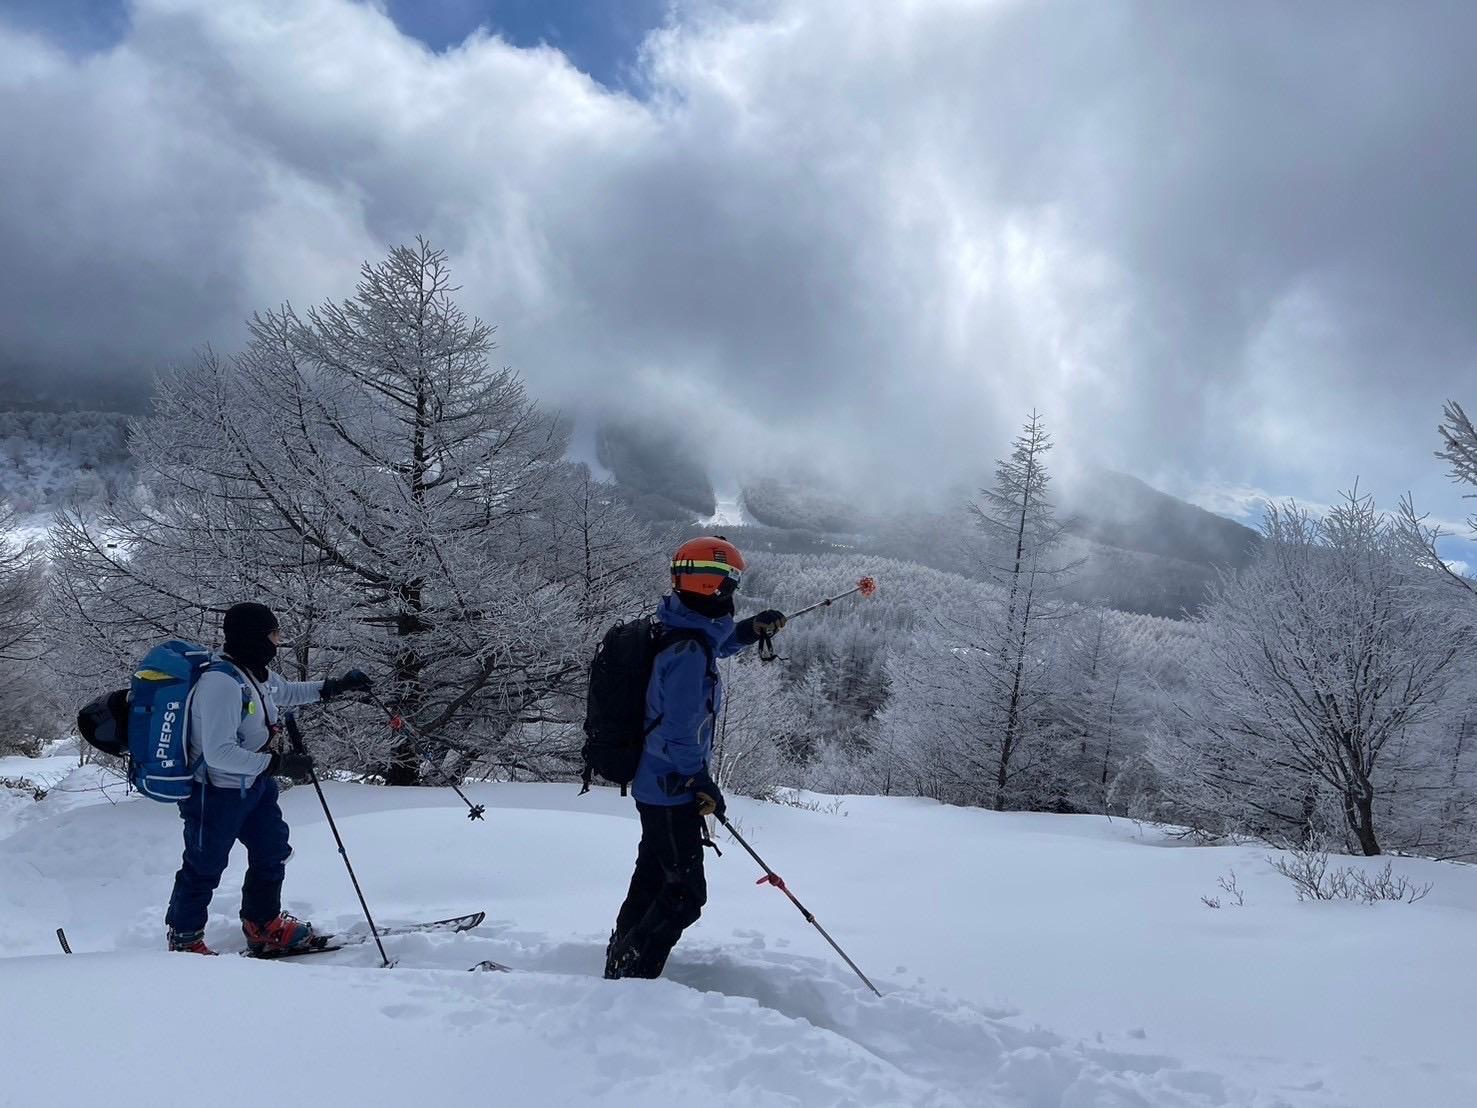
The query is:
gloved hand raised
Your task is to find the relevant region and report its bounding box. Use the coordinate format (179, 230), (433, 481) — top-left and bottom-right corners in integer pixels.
(752, 610), (786, 636)
(320, 669), (372, 701)
(735, 610), (787, 647)
(266, 750), (314, 780)
(687, 768), (726, 819)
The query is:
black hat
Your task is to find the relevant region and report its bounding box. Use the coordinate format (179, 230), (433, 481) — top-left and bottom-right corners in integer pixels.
(223, 602), (279, 640)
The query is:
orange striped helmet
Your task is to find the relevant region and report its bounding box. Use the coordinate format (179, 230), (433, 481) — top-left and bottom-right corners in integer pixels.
(671, 536), (746, 598)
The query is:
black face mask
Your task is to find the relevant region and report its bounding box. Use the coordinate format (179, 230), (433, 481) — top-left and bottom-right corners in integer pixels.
(677, 590), (735, 620)
(222, 601), (280, 680)
(224, 634), (277, 680)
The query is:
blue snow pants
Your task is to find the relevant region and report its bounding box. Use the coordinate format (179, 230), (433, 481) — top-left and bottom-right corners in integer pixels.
(165, 775), (292, 933)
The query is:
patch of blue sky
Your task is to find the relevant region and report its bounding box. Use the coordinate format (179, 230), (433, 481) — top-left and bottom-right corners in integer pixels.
(0, 0), (669, 92)
(385, 0), (668, 91)
(0, 0), (130, 53)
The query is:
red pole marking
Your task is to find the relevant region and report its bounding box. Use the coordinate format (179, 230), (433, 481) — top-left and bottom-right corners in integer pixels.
(389, 714), (404, 732)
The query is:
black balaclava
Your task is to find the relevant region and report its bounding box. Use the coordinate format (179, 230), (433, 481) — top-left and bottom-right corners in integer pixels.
(222, 602), (279, 680)
(677, 590), (735, 621)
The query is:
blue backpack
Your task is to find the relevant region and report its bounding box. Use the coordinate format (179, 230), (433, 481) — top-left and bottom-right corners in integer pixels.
(129, 640), (255, 801)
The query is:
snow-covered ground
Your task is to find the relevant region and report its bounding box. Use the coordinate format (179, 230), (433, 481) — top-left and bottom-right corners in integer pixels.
(2, 762), (1473, 1107)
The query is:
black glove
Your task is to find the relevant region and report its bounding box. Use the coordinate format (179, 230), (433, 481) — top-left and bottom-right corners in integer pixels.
(735, 610), (787, 646)
(687, 768), (726, 819)
(753, 610), (786, 636)
(320, 669), (372, 701)
(266, 750), (314, 779)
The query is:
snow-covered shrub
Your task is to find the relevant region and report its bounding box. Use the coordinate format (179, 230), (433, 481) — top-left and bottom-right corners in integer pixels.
(1269, 848), (1432, 904)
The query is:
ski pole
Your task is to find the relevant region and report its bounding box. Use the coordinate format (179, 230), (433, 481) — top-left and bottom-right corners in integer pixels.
(363, 691), (486, 821)
(760, 576), (877, 660)
(284, 713), (392, 968)
(786, 576), (878, 622)
(715, 813), (883, 997)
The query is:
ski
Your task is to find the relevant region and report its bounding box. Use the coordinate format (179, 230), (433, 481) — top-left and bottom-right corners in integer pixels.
(469, 959), (514, 973)
(343, 909), (486, 940)
(56, 912), (486, 960)
(241, 910), (485, 957)
(244, 940), (346, 960)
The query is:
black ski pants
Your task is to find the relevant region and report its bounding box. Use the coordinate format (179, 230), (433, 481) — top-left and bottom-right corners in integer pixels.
(610, 800), (708, 978)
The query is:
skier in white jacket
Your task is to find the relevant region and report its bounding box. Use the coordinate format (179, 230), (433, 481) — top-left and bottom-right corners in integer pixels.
(164, 602), (370, 955)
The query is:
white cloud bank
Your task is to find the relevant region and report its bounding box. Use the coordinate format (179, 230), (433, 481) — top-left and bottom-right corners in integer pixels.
(3, 0), (1477, 510)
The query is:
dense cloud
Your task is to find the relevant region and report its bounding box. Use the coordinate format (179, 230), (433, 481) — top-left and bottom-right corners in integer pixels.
(2, 0), (1476, 521)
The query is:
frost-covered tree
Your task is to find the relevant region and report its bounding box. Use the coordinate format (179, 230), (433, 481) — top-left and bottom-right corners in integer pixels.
(0, 503), (42, 662)
(1059, 607), (1136, 809)
(1396, 400), (1477, 599)
(49, 241), (652, 782)
(0, 502), (49, 755)
(710, 651), (812, 798)
(956, 412), (1081, 809)
(1154, 491), (1468, 855)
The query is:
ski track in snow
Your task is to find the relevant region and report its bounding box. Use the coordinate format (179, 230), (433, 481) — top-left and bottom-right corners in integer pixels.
(451, 926), (1294, 1108)
(210, 910), (1304, 1108)
(103, 916), (1287, 1108)
(0, 767), (1393, 1106)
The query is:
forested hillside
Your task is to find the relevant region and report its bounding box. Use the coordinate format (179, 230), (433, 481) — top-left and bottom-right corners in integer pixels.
(0, 411), (132, 511)
(3, 244), (1476, 864)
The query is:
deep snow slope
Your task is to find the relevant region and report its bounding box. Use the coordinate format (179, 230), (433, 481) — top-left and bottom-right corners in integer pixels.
(2, 764), (1473, 1107)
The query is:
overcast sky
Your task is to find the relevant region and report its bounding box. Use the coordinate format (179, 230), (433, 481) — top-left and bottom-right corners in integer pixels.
(2, 0), (1474, 546)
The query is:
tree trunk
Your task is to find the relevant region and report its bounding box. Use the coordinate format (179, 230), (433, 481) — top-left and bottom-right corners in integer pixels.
(384, 361), (433, 787)
(384, 581), (429, 786)
(996, 662), (1023, 812)
(382, 735), (422, 787)
(1344, 788), (1382, 856)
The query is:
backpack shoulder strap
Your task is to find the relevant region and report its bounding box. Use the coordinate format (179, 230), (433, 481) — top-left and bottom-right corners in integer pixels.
(652, 623), (712, 652)
(640, 625), (719, 738)
(653, 626), (712, 654)
(206, 658), (254, 720)
(652, 626), (716, 677)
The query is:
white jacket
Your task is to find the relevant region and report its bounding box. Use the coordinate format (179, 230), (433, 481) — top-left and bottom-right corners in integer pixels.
(188, 658), (323, 790)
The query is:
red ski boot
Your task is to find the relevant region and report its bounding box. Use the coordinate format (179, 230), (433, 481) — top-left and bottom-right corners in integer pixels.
(242, 913), (317, 956)
(167, 928), (218, 955)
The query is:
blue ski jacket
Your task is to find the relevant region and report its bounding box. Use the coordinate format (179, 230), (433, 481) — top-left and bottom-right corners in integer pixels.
(631, 594), (750, 806)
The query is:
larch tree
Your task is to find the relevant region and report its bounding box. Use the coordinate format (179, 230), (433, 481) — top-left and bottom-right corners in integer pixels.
(966, 411), (1081, 810)
(49, 241), (650, 783)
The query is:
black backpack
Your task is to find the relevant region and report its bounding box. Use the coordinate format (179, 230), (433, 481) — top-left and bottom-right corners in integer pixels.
(77, 689), (132, 758)
(580, 618), (712, 794)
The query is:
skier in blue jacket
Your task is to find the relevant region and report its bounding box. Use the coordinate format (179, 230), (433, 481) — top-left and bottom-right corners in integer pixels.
(165, 602), (370, 955)
(604, 537), (785, 980)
